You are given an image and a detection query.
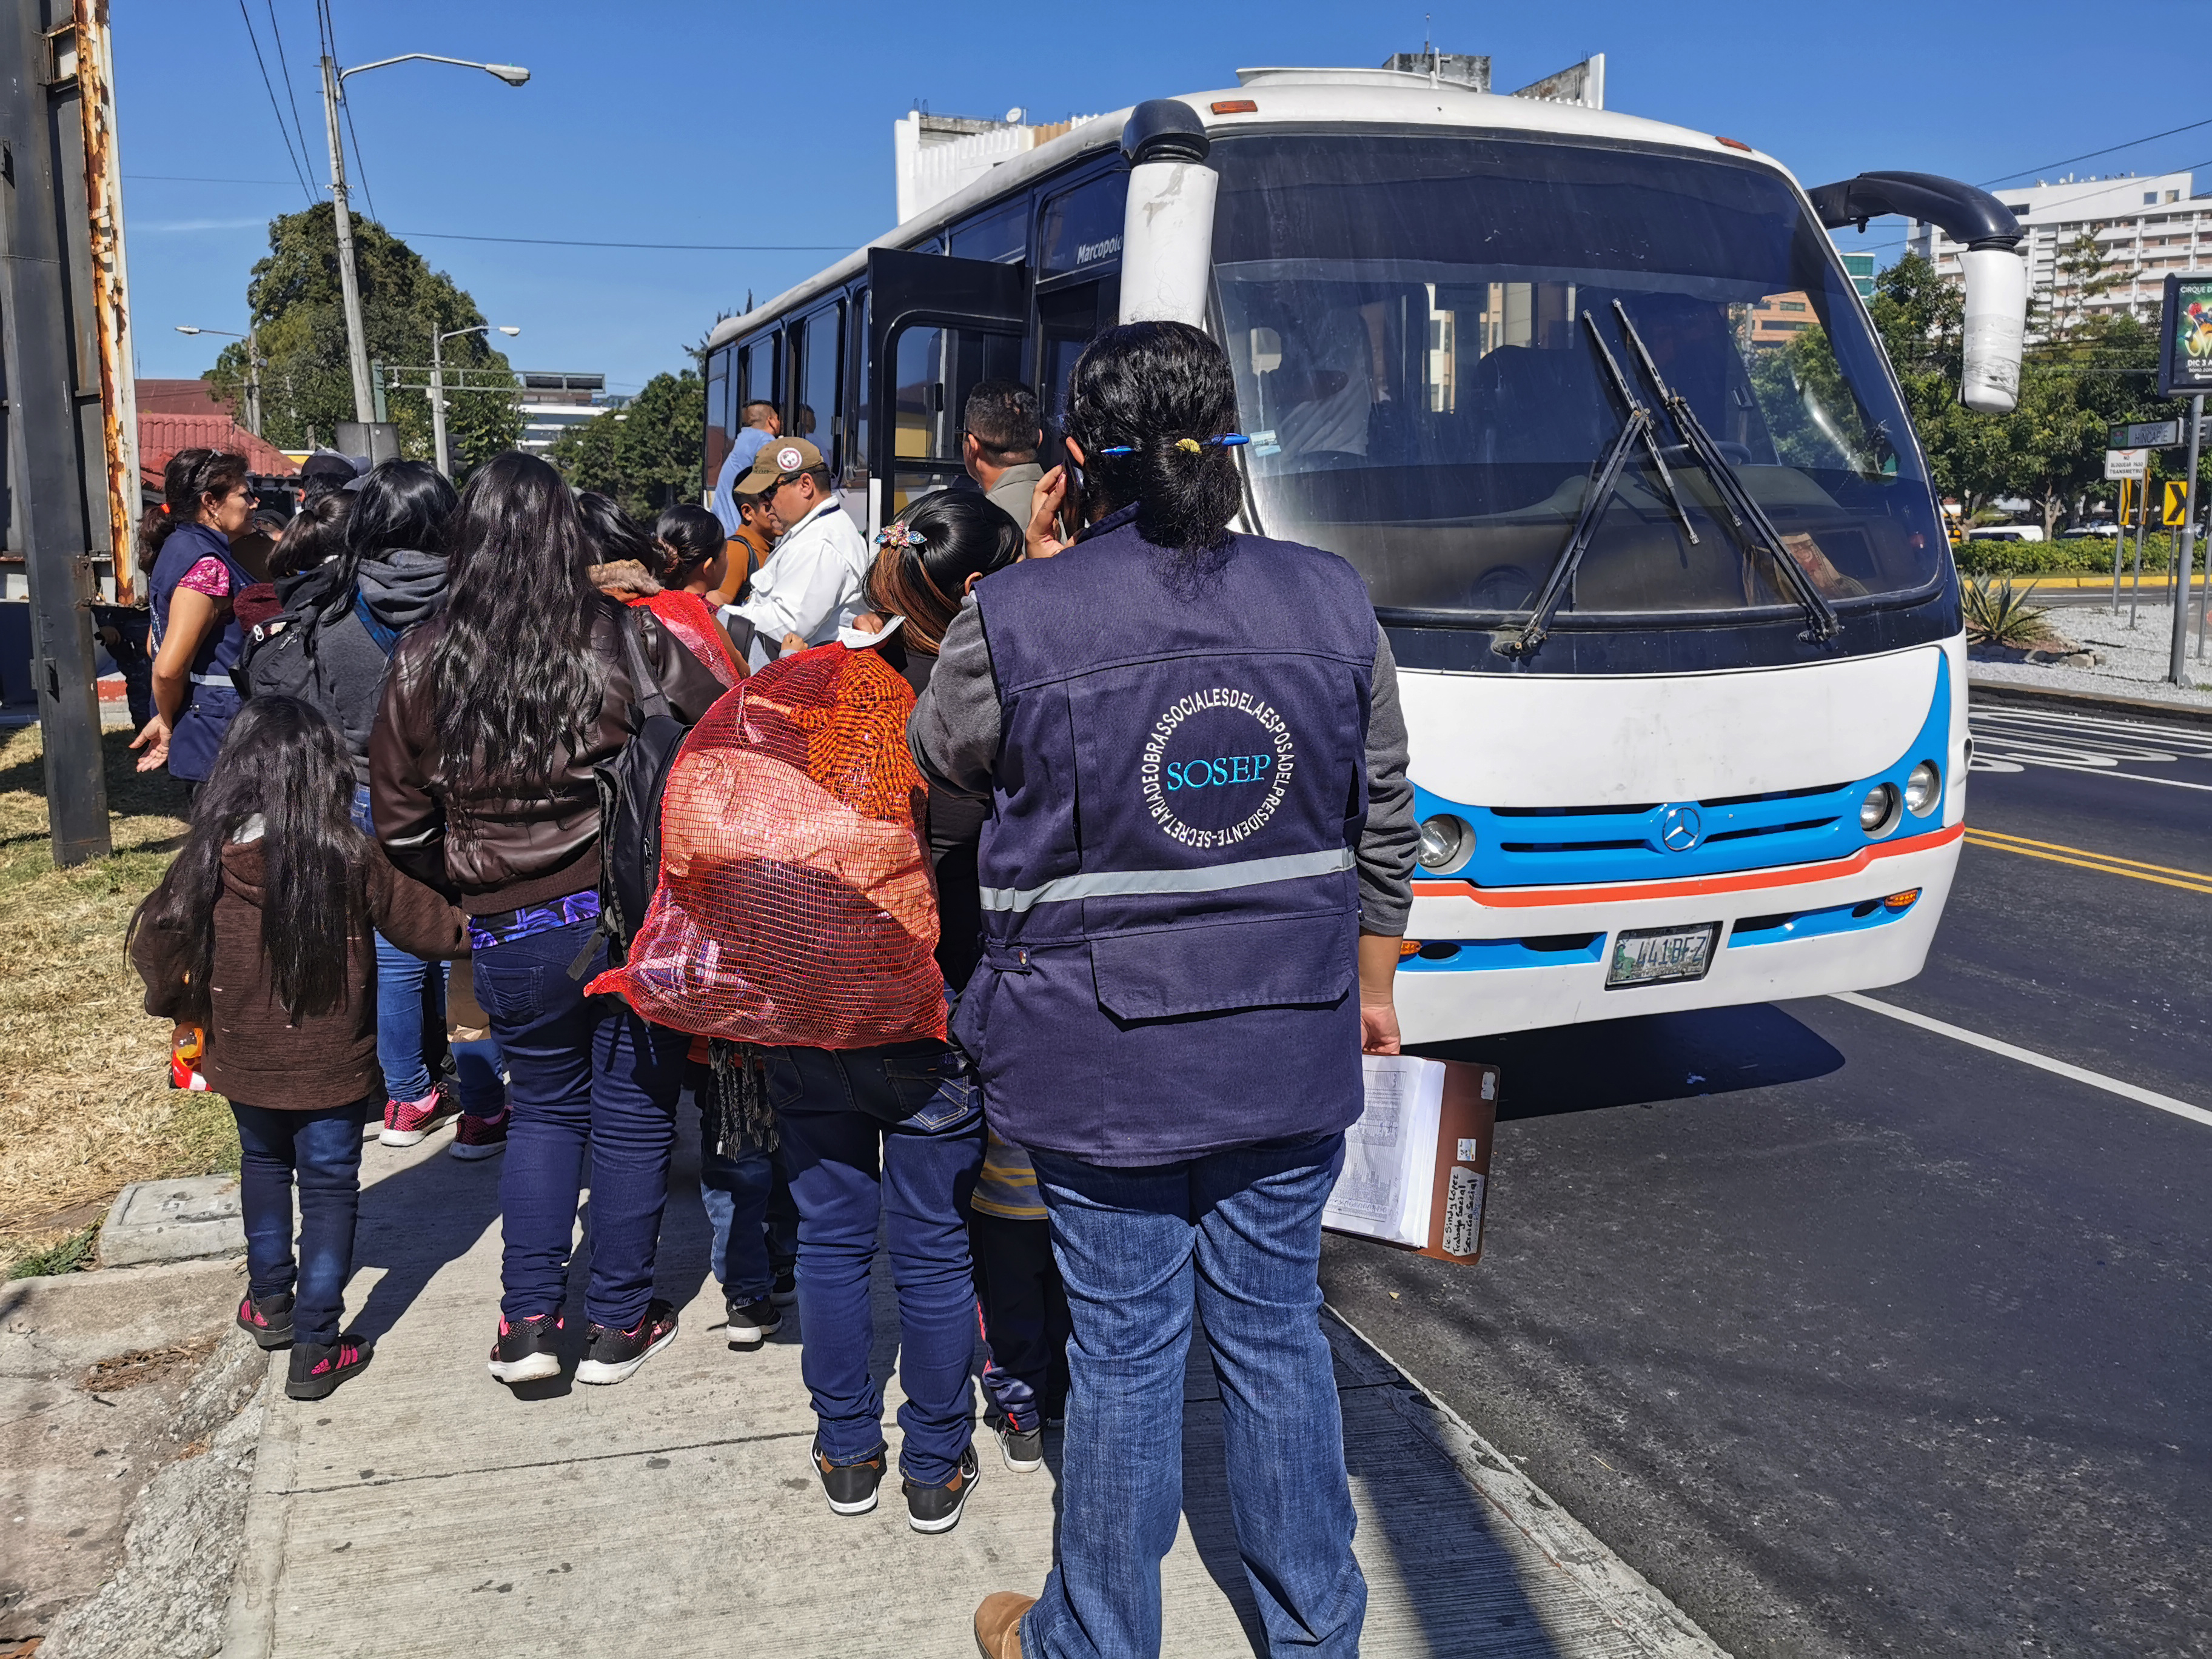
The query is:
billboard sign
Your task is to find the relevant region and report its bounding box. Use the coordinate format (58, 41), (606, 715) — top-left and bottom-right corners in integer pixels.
(2157, 273), (2212, 399)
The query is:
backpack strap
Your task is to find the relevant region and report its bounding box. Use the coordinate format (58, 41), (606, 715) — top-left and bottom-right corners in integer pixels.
(352, 590), (401, 659)
(617, 606), (673, 729)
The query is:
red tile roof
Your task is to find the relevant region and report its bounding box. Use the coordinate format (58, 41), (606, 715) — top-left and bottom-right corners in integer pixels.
(138, 413), (298, 483)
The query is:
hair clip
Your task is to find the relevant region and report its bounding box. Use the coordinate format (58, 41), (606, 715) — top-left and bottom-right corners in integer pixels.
(874, 521), (927, 554)
(1094, 434), (1250, 457)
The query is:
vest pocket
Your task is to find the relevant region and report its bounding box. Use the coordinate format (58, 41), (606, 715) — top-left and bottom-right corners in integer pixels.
(1089, 911), (1355, 1022)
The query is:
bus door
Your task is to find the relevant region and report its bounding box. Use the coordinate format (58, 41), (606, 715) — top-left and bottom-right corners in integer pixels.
(866, 249), (1028, 516)
(1036, 274), (1118, 453)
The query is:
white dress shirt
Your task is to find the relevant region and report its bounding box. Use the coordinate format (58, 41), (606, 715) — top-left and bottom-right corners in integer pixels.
(729, 497), (869, 665)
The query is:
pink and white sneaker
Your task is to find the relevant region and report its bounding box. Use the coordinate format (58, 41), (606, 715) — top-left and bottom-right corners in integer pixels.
(380, 1087), (454, 1147)
(449, 1106), (511, 1161)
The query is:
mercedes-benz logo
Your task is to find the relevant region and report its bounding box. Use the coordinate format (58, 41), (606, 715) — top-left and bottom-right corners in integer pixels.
(1658, 804), (1703, 852)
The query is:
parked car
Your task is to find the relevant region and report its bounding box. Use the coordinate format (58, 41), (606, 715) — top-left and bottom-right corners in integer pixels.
(1965, 525), (2046, 543)
(2058, 523), (2120, 538)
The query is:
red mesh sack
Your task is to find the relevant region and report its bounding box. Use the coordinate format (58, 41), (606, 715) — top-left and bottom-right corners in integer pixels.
(626, 590), (742, 686)
(587, 642), (945, 1047)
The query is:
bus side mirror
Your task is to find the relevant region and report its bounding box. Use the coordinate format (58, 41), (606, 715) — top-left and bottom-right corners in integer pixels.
(1119, 99), (1216, 329)
(1957, 247), (2027, 415)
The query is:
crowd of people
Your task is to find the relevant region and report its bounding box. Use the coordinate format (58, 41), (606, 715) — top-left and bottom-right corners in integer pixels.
(127, 322), (1415, 1659)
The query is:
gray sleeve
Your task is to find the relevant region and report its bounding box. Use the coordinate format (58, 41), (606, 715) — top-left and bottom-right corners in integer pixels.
(1358, 624), (1417, 936)
(907, 594), (1001, 797)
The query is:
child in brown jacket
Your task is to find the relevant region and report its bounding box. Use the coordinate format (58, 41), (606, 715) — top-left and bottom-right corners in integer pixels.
(130, 697), (465, 1399)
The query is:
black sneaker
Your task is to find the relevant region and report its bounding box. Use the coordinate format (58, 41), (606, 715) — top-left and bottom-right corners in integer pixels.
(236, 1291), (294, 1350)
(575, 1299), (678, 1386)
(904, 1443), (980, 1534)
(487, 1312), (563, 1385)
(770, 1267), (797, 1307)
(993, 1416), (1044, 1474)
(724, 1297), (782, 1348)
(812, 1438), (887, 1517)
(286, 1335), (372, 1400)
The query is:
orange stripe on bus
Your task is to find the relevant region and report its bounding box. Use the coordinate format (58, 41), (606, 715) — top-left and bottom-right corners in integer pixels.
(1411, 822), (1965, 909)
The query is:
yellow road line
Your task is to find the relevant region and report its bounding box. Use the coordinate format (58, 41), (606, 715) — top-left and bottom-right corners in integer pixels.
(1962, 832), (2212, 894)
(1967, 828), (2212, 883)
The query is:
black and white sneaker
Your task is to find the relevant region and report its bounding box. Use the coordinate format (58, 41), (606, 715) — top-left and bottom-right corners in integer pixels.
(904, 1443), (980, 1534)
(575, 1299), (678, 1386)
(813, 1438), (887, 1517)
(993, 1417), (1044, 1473)
(724, 1297), (782, 1349)
(487, 1312), (563, 1384)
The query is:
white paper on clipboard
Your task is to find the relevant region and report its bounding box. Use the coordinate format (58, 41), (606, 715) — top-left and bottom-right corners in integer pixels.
(1322, 1054), (1446, 1248)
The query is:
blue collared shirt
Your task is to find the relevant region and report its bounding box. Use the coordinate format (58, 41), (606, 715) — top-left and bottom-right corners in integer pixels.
(709, 427), (776, 532)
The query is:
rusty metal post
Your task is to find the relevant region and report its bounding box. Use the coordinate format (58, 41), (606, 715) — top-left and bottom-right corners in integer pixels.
(72, 0), (134, 603)
(1, 0), (112, 865)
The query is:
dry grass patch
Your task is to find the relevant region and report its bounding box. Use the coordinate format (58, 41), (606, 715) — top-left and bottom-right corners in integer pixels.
(0, 725), (238, 1273)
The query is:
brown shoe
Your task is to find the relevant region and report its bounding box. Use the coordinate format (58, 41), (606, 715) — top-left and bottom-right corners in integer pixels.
(973, 1591), (1035, 1659)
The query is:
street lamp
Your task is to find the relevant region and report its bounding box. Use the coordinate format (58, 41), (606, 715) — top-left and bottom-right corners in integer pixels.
(320, 52), (531, 423)
(175, 324), (264, 438)
(431, 323), (521, 478)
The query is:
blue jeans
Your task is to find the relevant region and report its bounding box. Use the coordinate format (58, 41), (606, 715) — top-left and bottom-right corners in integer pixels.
(683, 1059), (779, 1302)
(767, 1043), (984, 1485)
(232, 1098), (370, 1347)
(1024, 1133), (1365, 1659)
(374, 932), (444, 1104)
(472, 916), (690, 1330)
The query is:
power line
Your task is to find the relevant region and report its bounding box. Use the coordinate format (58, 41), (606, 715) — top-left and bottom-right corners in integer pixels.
(263, 0), (319, 192)
(1978, 117), (2212, 189)
(127, 173), (303, 185)
(236, 0), (313, 205)
(398, 230), (853, 251)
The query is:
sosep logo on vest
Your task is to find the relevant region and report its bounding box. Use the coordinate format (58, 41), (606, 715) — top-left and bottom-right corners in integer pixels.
(1139, 688), (1296, 851)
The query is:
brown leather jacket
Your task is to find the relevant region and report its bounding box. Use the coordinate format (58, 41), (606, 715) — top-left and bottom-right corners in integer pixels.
(369, 598), (726, 914)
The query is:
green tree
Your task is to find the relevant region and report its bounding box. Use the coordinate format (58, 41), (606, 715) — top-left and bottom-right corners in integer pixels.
(207, 204), (522, 472)
(547, 369), (705, 519)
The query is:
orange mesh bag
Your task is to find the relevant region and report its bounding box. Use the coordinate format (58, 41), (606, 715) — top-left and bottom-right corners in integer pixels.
(627, 589), (742, 686)
(587, 641), (945, 1047)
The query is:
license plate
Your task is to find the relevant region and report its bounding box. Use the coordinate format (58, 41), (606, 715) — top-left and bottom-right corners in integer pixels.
(1606, 923), (1719, 988)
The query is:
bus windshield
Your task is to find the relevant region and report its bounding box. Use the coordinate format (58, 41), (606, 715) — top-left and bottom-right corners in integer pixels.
(1212, 133), (1946, 625)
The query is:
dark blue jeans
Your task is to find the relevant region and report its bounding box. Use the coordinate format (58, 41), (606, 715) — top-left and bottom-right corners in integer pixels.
(232, 1098), (370, 1347)
(472, 917), (690, 1330)
(1024, 1133), (1366, 1659)
(767, 1042), (984, 1486)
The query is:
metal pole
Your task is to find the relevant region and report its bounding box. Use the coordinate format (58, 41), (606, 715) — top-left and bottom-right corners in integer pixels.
(2110, 476), (2126, 612)
(74, 0), (135, 605)
(320, 55), (374, 422)
(2170, 394), (2203, 685)
(2129, 474), (2147, 628)
(431, 327), (448, 477)
(244, 321), (263, 438)
(0, 5), (112, 864)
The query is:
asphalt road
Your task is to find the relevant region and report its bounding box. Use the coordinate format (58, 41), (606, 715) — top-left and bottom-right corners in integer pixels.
(1320, 700), (2212, 1658)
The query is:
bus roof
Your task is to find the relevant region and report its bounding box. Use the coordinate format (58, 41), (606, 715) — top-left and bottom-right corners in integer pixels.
(705, 75), (1793, 353)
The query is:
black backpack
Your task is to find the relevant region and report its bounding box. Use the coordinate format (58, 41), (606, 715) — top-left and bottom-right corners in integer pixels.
(572, 609), (688, 979)
(233, 594), (322, 700)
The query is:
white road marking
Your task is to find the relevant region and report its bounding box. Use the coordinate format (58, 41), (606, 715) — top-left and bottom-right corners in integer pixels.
(1832, 991), (2212, 1130)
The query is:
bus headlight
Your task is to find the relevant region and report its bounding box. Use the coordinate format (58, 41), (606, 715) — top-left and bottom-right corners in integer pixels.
(1417, 814), (1473, 871)
(1904, 761), (1941, 817)
(1858, 783), (1900, 837)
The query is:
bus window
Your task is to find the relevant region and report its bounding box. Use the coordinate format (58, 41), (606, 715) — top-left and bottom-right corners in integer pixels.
(705, 347), (732, 495)
(742, 333), (780, 413)
(1039, 172), (1127, 277)
(1037, 278), (1112, 429)
(890, 321), (1022, 511)
(795, 301), (843, 464)
(846, 289), (870, 484)
(949, 203), (1028, 264)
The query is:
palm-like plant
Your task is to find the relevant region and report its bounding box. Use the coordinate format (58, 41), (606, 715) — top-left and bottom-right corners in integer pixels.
(1962, 575), (2053, 647)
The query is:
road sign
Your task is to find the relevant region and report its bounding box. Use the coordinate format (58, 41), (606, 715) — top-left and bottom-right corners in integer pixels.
(2165, 481), (2190, 526)
(2112, 419), (2183, 449)
(2106, 447), (2150, 480)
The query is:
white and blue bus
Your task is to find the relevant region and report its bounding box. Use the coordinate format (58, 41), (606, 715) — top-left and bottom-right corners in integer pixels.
(699, 65), (2028, 1044)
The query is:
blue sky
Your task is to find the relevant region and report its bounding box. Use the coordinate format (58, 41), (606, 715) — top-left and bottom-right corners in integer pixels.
(119, 0), (2211, 398)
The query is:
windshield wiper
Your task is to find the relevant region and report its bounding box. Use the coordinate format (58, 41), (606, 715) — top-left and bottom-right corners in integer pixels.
(1496, 312), (1701, 660)
(1614, 299), (1840, 643)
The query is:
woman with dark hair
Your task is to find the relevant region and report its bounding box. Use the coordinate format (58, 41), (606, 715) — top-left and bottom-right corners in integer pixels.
(233, 493), (351, 638)
(129, 696), (466, 1400)
(132, 447), (255, 782)
(371, 451), (725, 1389)
(915, 321), (1418, 1659)
(580, 494), (742, 685)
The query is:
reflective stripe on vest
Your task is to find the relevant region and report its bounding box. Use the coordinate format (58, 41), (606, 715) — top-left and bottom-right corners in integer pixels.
(977, 845), (1354, 915)
(189, 670), (235, 686)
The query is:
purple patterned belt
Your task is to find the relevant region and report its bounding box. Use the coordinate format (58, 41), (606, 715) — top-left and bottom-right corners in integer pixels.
(468, 889), (602, 953)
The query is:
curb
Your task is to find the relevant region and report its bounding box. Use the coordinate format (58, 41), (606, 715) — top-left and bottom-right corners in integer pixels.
(1967, 676), (2212, 729)
(1322, 1305), (1728, 1658)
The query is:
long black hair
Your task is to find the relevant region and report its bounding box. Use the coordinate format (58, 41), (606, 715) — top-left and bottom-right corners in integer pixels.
(139, 447), (249, 572)
(270, 491), (352, 580)
(866, 491), (1022, 654)
(654, 503), (726, 587)
(127, 696), (370, 1023)
(577, 491), (666, 577)
(429, 451), (603, 791)
(320, 460), (456, 619)
(1064, 320), (1242, 554)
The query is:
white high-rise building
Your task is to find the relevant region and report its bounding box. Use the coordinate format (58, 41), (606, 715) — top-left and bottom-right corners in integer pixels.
(1906, 170), (2207, 340)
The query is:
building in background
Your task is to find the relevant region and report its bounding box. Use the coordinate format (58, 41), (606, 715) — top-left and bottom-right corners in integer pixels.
(1907, 170), (2205, 340)
(1837, 249), (1876, 299)
(515, 371), (621, 458)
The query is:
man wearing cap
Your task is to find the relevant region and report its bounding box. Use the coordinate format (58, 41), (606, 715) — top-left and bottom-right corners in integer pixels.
(723, 437), (868, 668)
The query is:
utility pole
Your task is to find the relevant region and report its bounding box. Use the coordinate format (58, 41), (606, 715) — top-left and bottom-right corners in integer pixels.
(319, 52), (374, 423)
(243, 320), (263, 436)
(2170, 396), (2202, 686)
(1, 1), (112, 864)
(431, 327), (448, 478)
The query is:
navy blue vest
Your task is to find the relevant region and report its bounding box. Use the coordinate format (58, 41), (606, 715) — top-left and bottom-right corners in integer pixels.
(956, 509), (1378, 1165)
(149, 523), (249, 782)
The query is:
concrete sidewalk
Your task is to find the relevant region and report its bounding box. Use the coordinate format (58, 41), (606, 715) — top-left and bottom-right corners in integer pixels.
(217, 1116), (1722, 1659)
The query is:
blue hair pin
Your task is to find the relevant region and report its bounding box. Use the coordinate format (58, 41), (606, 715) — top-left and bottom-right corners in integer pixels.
(1094, 434), (1250, 457)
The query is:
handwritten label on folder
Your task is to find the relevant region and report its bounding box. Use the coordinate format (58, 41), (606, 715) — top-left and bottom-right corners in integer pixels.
(1323, 1055), (1447, 1249)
